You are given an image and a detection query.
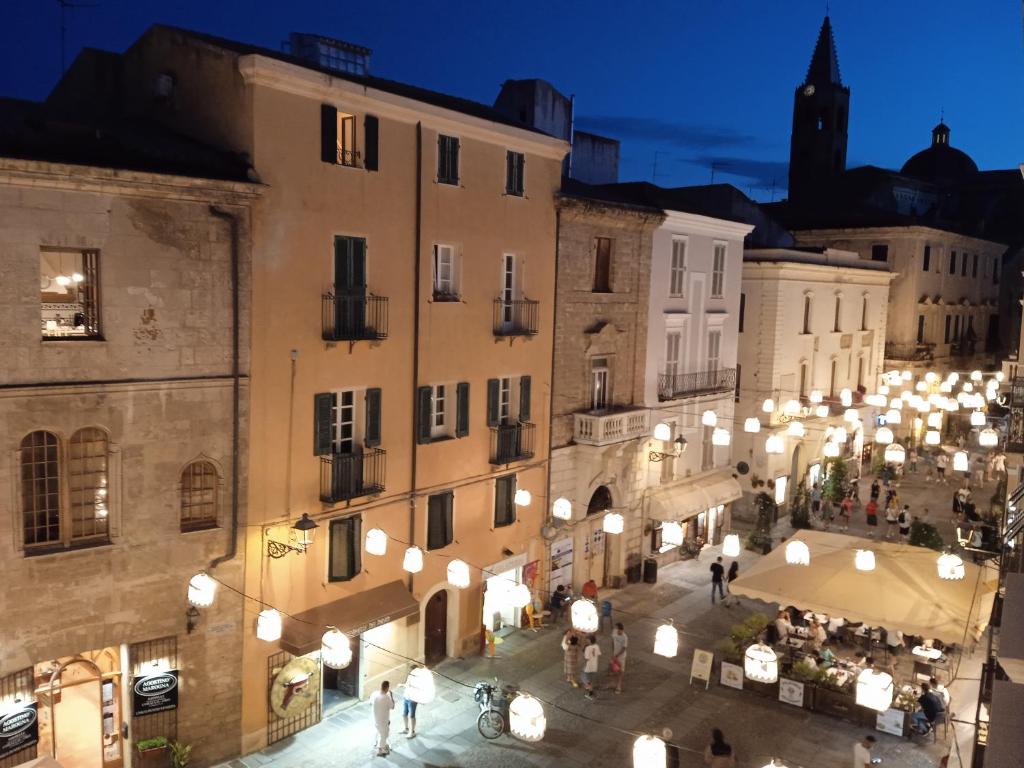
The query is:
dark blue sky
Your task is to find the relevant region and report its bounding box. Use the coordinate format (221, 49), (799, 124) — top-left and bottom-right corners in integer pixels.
(3, 1), (1021, 199)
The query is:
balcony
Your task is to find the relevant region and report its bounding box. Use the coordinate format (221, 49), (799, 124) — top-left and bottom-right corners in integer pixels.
(493, 298), (539, 337)
(657, 367), (736, 402)
(320, 449), (386, 503)
(322, 293), (388, 342)
(574, 408), (650, 447)
(489, 422), (535, 464)
(884, 341), (934, 362)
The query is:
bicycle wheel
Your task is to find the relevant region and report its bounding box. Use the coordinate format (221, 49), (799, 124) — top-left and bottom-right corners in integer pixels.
(477, 710), (505, 739)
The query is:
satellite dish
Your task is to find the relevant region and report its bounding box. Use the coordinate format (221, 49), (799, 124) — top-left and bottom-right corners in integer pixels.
(736, 461), (750, 475)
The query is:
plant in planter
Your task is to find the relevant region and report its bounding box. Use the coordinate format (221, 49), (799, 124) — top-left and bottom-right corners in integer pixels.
(716, 637), (743, 665)
(728, 613), (770, 648)
(170, 742), (192, 768)
(136, 738), (169, 753)
(746, 493), (776, 553)
(908, 520), (944, 550)
(822, 457), (849, 504)
(786, 660), (822, 684)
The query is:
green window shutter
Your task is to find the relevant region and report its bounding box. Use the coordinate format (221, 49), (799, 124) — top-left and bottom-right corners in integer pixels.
(427, 491), (454, 550)
(495, 475), (516, 527)
(417, 386), (433, 444)
(364, 387), (382, 447)
(486, 378), (500, 427)
(455, 382), (470, 438)
(364, 115), (379, 171)
(519, 376), (532, 422)
(452, 138), (460, 183)
(443, 492), (454, 545)
(505, 151), (514, 194)
(320, 105), (338, 164)
(314, 392), (336, 455)
(516, 153), (525, 193)
(352, 515), (362, 577)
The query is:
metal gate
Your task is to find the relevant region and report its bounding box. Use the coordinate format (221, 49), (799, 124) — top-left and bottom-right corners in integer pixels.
(266, 651), (321, 745)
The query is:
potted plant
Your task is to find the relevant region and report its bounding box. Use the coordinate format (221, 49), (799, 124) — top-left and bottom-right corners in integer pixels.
(170, 742), (192, 768)
(136, 737), (169, 768)
(814, 670), (860, 722)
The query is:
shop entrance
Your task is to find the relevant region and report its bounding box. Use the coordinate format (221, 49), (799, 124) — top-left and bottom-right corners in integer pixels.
(322, 641), (360, 715)
(584, 486), (615, 587)
(483, 569), (522, 635)
(424, 590), (448, 666)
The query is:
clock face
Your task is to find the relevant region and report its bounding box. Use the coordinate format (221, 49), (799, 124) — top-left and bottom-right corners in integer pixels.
(803, 84), (816, 97)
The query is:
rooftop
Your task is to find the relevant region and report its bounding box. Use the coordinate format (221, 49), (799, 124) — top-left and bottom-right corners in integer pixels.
(744, 247), (892, 271)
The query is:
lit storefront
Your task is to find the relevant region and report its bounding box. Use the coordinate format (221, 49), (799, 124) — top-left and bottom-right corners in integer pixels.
(481, 553), (531, 635)
(646, 471), (741, 560)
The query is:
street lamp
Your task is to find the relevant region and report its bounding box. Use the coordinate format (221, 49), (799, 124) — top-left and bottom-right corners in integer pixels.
(266, 513), (320, 559)
(649, 423), (686, 462)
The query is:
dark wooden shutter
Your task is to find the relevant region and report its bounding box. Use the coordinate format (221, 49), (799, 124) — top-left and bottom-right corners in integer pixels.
(455, 382), (470, 438)
(519, 376), (532, 421)
(427, 491), (454, 550)
(495, 476), (515, 527)
(320, 105), (337, 164)
(516, 153), (525, 192)
(505, 151), (514, 194)
(364, 115), (379, 171)
(417, 386), (433, 444)
(486, 379), (500, 427)
(364, 387), (382, 447)
(352, 515), (362, 577)
(314, 392), (336, 455)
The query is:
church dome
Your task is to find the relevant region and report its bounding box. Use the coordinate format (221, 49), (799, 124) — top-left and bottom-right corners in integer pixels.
(900, 121), (978, 183)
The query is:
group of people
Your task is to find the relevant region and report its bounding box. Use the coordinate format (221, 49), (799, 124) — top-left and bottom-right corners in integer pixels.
(561, 622), (628, 697)
(864, 478), (916, 541)
(709, 556), (740, 605)
(368, 667), (426, 757)
(809, 482), (855, 532)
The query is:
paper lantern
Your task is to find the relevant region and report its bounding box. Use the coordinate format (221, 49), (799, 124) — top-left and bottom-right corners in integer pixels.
(571, 599), (599, 633)
(927, 412), (943, 429)
(321, 629), (353, 669)
(722, 534), (741, 557)
(509, 582), (532, 609)
(856, 668), (894, 712)
(760, 761), (789, 768)
(509, 694), (546, 742)
(953, 451), (969, 472)
(979, 428), (999, 448)
(948, 372), (960, 384)
(514, 489), (532, 506)
(865, 393), (887, 407)
(762, 398), (775, 414)
(702, 410), (718, 427)
(971, 410), (986, 427)
(633, 735), (667, 768)
(406, 667), (436, 704)
(256, 609), (282, 642)
(936, 552), (965, 580)
(940, 381), (953, 393)
(884, 443), (906, 464)
(188, 572), (216, 607)
(944, 398), (959, 411)
(712, 427), (731, 446)
(447, 559), (471, 588)
(809, 390), (823, 404)
(365, 527), (388, 556)
(787, 420), (805, 438)
(785, 539), (810, 566)
(744, 643), (779, 683)
(603, 512), (624, 534)
(971, 370), (983, 381)
(653, 622), (678, 658)
(653, 422), (672, 441)
(884, 408), (902, 425)
(855, 549), (876, 572)
(815, 405), (830, 418)
(765, 435), (784, 454)
(834, 426), (848, 443)
(661, 521), (683, 547)
(783, 399), (801, 416)
(901, 370), (912, 381)
(924, 430), (940, 446)
(552, 497), (573, 520)
(878, 384), (890, 395)
(823, 441), (840, 458)
(403, 546), (424, 573)
(915, 398), (930, 413)
(986, 389), (997, 402)
(874, 427), (894, 445)
(997, 371), (1005, 382)
(744, 417), (761, 433)
(840, 388), (853, 407)
(915, 381), (927, 392)
(963, 382), (974, 393)
(889, 397), (903, 409)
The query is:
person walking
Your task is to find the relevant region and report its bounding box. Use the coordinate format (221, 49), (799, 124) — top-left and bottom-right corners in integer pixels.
(723, 561), (740, 607)
(370, 680), (395, 757)
(885, 501), (899, 541)
(810, 483), (822, 518)
(870, 478), (881, 502)
(400, 667), (422, 738)
(936, 452), (949, 484)
(710, 557), (726, 604)
(610, 623), (628, 693)
(865, 498), (878, 533)
(898, 505), (912, 542)
(853, 735), (877, 768)
(550, 584), (569, 623)
(839, 494), (853, 532)
(582, 634), (601, 700)
(703, 728), (737, 767)
(561, 631), (580, 687)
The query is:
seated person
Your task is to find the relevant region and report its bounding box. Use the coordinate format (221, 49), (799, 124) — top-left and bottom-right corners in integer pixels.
(802, 654), (818, 670)
(930, 676), (951, 710)
(549, 585), (569, 621)
(818, 646), (836, 669)
(774, 610), (794, 641)
(848, 651), (867, 675)
(806, 619), (827, 652)
(911, 682), (945, 734)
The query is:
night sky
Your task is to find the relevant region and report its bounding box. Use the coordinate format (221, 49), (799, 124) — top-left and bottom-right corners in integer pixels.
(3, 1), (1021, 199)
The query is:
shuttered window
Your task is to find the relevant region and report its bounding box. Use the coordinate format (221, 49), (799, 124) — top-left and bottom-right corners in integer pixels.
(427, 491), (454, 550)
(329, 516), (361, 581)
(494, 475), (516, 528)
(505, 151), (525, 196)
(711, 243), (726, 297)
(363, 115), (379, 171)
(455, 382), (470, 438)
(438, 135), (460, 185)
(364, 388), (382, 447)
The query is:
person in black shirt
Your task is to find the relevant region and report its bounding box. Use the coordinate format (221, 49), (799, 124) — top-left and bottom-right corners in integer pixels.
(709, 557), (725, 604)
(911, 682), (945, 734)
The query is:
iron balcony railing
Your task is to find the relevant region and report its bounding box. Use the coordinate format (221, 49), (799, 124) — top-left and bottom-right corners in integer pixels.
(320, 449), (386, 503)
(657, 367), (737, 402)
(493, 298), (539, 337)
(884, 341), (935, 361)
(336, 148), (361, 167)
(489, 422), (535, 465)
(322, 293), (388, 342)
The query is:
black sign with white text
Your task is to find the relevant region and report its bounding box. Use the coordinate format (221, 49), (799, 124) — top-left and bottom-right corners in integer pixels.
(0, 701), (38, 759)
(132, 670), (179, 717)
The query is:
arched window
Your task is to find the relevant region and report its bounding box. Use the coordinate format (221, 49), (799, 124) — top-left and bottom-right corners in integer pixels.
(21, 431), (60, 546)
(181, 460), (219, 532)
(69, 427), (110, 542)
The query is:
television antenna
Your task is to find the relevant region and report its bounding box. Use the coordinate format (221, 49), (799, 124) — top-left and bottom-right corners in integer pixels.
(58, 0), (99, 75)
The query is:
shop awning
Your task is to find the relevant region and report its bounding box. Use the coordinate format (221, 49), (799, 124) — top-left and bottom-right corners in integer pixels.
(280, 580), (418, 656)
(984, 680), (1024, 768)
(729, 530), (998, 645)
(647, 471), (742, 522)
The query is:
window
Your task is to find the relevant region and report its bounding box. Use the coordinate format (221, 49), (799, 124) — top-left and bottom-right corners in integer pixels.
(505, 151), (525, 196)
(962, 254), (968, 277)
(735, 363), (741, 402)
(335, 390), (356, 453)
(180, 460), (218, 532)
(954, 316), (961, 341)
(432, 384), (448, 437)
(320, 106), (378, 170)
(922, 245), (931, 272)
(665, 332), (682, 380)
(427, 491), (454, 550)
(486, 376), (530, 430)
(40, 249), (100, 338)
(711, 243), (726, 297)
(593, 237), (612, 292)
(670, 239), (686, 296)
(432, 244), (459, 300)
(438, 134), (460, 185)
(829, 360), (838, 397)
(314, 388), (382, 454)
(799, 363), (808, 398)
(944, 315), (952, 343)
(949, 251), (957, 274)
(328, 516), (361, 581)
(738, 293), (746, 332)
(917, 315), (925, 343)
(861, 296), (868, 331)
(590, 357), (609, 411)
(871, 244), (888, 262)
(972, 253), (978, 278)
(21, 431), (60, 547)
(701, 425), (714, 471)
(707, 330), (721, 372)
(802, 295), (812, 334)
(856, 356), (864, 388)
(336, 112), (357, 166)
(418, 382), (469, 442)
(833, 296), (842, 332)
(494, 475), (516, 528)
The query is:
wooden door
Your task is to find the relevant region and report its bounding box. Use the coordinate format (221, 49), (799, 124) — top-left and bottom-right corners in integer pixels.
(424, 591), (447, 666)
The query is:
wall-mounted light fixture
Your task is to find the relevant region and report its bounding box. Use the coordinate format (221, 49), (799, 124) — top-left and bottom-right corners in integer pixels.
(267, 513), (320, 559)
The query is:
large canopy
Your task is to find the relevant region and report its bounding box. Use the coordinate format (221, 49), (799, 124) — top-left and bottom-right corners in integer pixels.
(729, 530), (997, 644)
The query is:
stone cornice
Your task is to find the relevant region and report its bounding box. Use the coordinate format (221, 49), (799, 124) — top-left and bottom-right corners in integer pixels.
(742, 261), (897, 285)
(661, 209), (754, 239)
(793, 225), (1007, 251)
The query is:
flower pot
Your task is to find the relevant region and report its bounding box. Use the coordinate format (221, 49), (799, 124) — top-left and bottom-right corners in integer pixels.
(136, 744), (169, 768)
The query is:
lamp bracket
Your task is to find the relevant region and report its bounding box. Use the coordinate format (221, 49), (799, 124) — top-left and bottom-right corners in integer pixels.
(266, 539), (305, 559)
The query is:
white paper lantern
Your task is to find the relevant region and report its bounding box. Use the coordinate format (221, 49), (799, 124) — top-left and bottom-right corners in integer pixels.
(762, 398), (775, 414)
(927, 412), (943, 429)
(722, 534), (741, 557)
(963, 382), (975, 393)
(834, 426), (848, 443)
(760, 760), (790, 768)
(875, 427), (894, 445)
(744, 417), (761, 433)
(406, 666), (436, 704)
(712, 427), (731, 446)
(940, 381), (953, 393)
(936, 552), (965, 580)
(447, 559), (471, 588)
(823, 441), (839, 458)
(514, 488), (532, 506)
(785, 539), (810, 566)
(997, 371), (1005, 382)
(787, 420), (805, 438)
(856, 668), (894, 712)
(916, 381), (927, 392)
(884, 408), (902, 425)
(509, 694), (546, 742)
(855, 549), (876, 572)
(783, 399), (801, 416)
(188, 572), (216, 607)
(321, 629), (353, 669)
(744, 643), (779, 683)
(509, 582), (532, 609)
(256, 609), (282, 642)
(653, 422), (672, 441)
(603, 512), (624, 534)
(552, 497), (573, 520)
(403, 546), (424, 573)
(884, 443), (906, 464)
(844, 408), (858, 423)
(865, 393), (887, 407)
(986, 389), (997, 402)
(971, 370), (983, 381)
(633, 735), (667, 768)
(948, 372), (960, 384)
(365, 527), (388, 556)
(702, 410), (718, 427)
(840, 388), (853, 407)
(809, 390), (823, 403)
(971, 410), (986, 427)
(878, 384), (890, 395)
(765, 434), (784, 454)
(901, 370), (913, 381)
(653, 622), (679, 658)
(953, 451), (969, 472)
(925, 430), (940, 446)
(571, 598), (599, 633)
(815, 405), (830, 418)
(979, 428), (999, 448)
(661, 521), (683, 547)
(945, 398), (959, 411)
(890, 397), (903, 409)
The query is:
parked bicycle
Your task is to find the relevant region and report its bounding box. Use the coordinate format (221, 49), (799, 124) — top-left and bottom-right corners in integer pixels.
(474, 679), (519, 739)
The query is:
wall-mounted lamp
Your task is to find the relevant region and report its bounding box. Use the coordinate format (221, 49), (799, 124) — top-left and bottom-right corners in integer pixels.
(649, 422), (687, 462)
(267, 513), (320, 559)
(186, 606), (201, 634)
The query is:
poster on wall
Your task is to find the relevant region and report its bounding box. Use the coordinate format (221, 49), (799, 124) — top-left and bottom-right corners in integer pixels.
(549, 537), (573, 592)
(132, 670), (179, 717)
(522, 560), (539, 591)
(0, 701), (38, 759)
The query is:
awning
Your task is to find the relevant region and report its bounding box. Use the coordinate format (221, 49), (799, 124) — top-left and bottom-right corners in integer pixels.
(647, 471), (741, 522)
(280, 580), (418, 656)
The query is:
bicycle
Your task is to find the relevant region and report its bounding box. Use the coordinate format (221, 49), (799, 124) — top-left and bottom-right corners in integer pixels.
(474, 679), (517, 739)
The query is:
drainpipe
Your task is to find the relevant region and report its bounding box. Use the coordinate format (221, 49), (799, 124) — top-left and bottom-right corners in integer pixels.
(209, 205), (242, 571)
(545, 207), (562, 573)
(409, 123), (423, 591)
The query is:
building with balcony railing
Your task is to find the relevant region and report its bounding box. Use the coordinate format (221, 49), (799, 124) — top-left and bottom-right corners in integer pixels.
(321, 293), (389, 342)
(319, 449), (386, 502)
(492, 298), (539, 337)
(657, 367), (736, 402)
(489, 422), (535, 464)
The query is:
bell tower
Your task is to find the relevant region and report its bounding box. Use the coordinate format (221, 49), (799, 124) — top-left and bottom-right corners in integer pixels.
(788, 16), (850, 204)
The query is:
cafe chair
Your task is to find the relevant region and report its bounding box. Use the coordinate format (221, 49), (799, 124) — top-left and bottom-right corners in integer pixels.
(524, 602), (546, 630)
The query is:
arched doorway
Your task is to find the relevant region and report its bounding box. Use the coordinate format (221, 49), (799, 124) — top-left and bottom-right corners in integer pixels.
(424, 590), (448, 666)
(46, 657), (105, 768)
(582, 486), (616, 588)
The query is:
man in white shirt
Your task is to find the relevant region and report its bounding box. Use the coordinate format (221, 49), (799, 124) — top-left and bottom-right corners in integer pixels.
(582, 634), (601, 700)
(774, 610), (793, 642)
(853, 734), (876, 768)
(930, 676), (952, 709)
(371, 680), (395, 756)
(611, 623), (628, 694)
